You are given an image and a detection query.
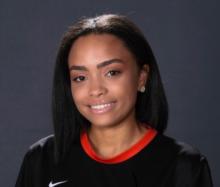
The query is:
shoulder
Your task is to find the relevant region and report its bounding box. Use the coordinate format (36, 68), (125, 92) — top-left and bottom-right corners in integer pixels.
(155, 133), (210, 170)
(29, 134), (54, 151)
(24, 134), (55, 164)
(155, 133), (202, 155)
(150, 133), (210, 167)
(155, 134), (213, 186)
(134, 132), (212, 186)
(16, 135), (58, 186)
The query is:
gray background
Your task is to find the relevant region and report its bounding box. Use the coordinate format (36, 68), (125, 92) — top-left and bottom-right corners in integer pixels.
(0, 0), (219, 186)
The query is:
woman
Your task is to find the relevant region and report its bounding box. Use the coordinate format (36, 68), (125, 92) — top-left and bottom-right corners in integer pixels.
(16, 14), (213, 187)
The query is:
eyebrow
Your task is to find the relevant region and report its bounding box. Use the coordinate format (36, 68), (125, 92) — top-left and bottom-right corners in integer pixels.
(69, 58), (124, 71)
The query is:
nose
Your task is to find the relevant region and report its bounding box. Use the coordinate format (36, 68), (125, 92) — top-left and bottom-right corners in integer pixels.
(89, 79), (107, 97)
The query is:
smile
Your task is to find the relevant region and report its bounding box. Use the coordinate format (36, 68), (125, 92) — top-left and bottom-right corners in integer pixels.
(89, 102), (116, 114)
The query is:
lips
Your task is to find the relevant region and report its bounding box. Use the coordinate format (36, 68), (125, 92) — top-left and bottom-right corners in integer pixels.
(88, 101), (116, 114)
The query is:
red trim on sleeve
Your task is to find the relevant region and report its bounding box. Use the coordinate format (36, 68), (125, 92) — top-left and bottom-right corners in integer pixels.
(80, 126), (157, 164)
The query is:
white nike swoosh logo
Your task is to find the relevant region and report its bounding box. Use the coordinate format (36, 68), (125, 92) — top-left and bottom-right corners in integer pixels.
(48, 180), (68, 187)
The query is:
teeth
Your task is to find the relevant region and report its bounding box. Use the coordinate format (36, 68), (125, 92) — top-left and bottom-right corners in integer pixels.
(90, 103), (112, 109)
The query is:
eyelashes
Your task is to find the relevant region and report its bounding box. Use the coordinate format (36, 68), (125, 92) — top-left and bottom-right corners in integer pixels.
(106, 70), (121, 77)
(72, 75), (85, 82)
(71, 70), (122, 83)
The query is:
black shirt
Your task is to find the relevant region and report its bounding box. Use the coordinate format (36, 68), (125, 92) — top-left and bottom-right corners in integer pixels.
(15, 129), (213, 187)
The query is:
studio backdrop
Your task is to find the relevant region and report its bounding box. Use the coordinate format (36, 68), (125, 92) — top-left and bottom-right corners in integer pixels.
(0, 0), (219, 186)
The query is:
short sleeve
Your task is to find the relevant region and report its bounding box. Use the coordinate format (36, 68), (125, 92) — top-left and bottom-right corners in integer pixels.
(193, 156), (213, 187)
(174, 154), (213, 187)
(15, 151), (32, 187)
(15, 135), (55, 187)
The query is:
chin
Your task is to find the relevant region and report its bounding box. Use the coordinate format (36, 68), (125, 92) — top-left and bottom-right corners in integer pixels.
(89, 119), (115, 129)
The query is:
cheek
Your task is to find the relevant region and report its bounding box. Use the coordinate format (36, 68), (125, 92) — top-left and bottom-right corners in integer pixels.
(111, 73), (139, 101)
(71, 86), (86, 105)
(121, 71), (139, 90)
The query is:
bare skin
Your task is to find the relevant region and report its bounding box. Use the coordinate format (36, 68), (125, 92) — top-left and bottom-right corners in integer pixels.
(68, 34), (149, 159)
(87, 121), (148, 158)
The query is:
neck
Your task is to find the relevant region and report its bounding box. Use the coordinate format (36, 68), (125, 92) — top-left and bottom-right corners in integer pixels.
(87, 120), (147, 159)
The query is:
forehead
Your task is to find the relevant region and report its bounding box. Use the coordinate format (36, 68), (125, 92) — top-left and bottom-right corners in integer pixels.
(71, 33), (125, 51)
(67, 34), (136, 66)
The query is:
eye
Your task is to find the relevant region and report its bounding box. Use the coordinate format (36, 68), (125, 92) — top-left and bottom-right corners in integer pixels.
(72, 75), (86, 83)
(106, 70), (121, 77)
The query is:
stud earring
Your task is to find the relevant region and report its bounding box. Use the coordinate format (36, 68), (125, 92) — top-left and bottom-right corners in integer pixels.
(139, 86), (145, 93)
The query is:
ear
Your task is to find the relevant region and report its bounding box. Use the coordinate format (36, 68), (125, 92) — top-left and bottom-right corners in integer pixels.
(137, 64), (149, 90)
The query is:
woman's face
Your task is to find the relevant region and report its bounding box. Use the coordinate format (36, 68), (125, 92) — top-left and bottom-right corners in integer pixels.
(68, 34), (148, 129)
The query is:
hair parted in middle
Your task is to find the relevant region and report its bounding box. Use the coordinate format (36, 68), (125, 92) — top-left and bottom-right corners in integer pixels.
(52, 14), (168, 162)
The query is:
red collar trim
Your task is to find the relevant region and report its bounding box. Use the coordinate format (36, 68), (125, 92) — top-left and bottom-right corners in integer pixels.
(80, 127), (157, 164)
